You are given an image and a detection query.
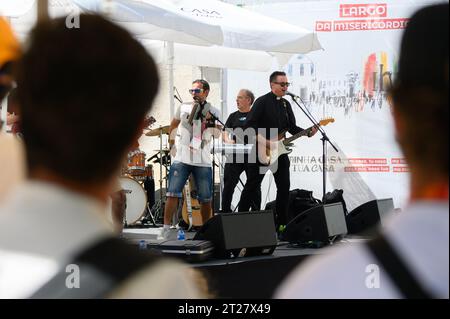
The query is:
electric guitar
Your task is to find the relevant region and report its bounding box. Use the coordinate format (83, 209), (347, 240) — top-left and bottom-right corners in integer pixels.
(259, 118), (335, 166)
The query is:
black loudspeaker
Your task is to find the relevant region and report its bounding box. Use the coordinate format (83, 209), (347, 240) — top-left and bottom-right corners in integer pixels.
(346, 198), (394, 235)
(265, 189), (321, 224)
(282, 203), (348, 244)
(193, 211), (277, 258)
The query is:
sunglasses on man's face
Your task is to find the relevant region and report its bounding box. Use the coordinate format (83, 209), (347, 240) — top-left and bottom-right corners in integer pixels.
(273, 82), (291, 88)
(189, 88), (205, 94)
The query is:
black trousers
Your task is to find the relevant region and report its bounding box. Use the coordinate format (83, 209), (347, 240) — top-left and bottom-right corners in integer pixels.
(239, 154), (291, 227)
(222, 159), (261, 213)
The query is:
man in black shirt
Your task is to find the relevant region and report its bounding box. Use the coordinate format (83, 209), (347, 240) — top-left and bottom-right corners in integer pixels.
(241, 71), (317, 232)
(221, 89), (261, 213)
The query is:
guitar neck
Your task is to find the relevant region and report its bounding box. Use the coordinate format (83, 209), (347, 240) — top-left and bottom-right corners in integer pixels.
(283, 126), (313, 145)
(185, 184), (192, 210)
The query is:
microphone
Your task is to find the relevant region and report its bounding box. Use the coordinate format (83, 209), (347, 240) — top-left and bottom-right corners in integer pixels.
(286, 91), (300, 100)
(207, 110), (219, 121)
(205, 110), (219, 128)
(174, 95), (182, 104)
(174, 86), (183, 104)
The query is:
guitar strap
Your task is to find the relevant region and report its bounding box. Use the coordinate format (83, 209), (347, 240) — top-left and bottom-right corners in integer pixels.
(366, 233), (433, 299)
(31, 237), (159, 298)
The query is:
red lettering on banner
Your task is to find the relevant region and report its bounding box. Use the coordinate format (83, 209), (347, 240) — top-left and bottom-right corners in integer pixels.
(348, 158), (387, 165)
(340, 4), (387, 18)
(333, 18), (409, 31)
(391, 158), (407, 164)
(315, 21), (332, 32)
(393, 166), (410, 173)
(345, 166), (390, 172)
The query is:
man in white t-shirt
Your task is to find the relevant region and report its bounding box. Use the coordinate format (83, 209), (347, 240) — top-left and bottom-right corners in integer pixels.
(275, 3), (448, 299)
(160, 79), (220, 239)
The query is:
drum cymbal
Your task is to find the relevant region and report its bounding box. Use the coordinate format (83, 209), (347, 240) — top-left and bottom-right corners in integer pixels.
(145, 125), (170, 136)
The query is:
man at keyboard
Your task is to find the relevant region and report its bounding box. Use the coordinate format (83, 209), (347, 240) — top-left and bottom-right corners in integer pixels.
(221, 89), (261, 213)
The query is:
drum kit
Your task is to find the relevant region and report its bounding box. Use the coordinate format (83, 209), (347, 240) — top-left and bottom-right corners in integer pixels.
(119, 124), (171, 228)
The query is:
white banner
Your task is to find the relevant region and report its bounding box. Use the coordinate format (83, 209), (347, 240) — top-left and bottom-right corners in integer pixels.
(225, 0), (443, 211)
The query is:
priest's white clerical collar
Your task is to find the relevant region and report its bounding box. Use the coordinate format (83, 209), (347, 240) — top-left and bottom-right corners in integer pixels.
(276, 96), (282, 100)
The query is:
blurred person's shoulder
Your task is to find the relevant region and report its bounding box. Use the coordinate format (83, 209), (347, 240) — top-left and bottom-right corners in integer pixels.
(109, 258), (205, 299)
(275, 202), (449, 299)
(275, 241), (400, 299)
(72, 234), (206, 299)
(382, 201), (449, 297)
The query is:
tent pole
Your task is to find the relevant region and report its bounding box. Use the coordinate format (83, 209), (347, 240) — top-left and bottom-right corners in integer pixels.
(220, 68), (228, 122)
(218, 68), (228, 209)
(168, 41), (175, 118)
(37, 0), (49, 22)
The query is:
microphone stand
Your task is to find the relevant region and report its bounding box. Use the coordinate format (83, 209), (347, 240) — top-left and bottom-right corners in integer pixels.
(207, 111), (224, 215)
(288, 94), (339, 199)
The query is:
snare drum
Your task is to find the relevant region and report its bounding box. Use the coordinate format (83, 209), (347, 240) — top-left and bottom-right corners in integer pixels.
(127, 149), (146, 178)
(119, 176), (147, 225)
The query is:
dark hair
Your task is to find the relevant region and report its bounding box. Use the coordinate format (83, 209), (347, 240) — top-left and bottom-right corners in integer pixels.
(269, 71), (286, 83)
(192, 79), (210, 91)
(15, 15), (159, 183)
(0, 62), (14, 101)
(390, 4), (449, 177)
(241, 89), (255, 105)
(5, 87), (20, 115)
(0, 61), (13, 75)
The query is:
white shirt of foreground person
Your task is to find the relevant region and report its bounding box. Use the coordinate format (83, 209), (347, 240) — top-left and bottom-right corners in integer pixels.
(172, 102), (220, 167)
(0, 181), (203, 298)
(275, 202), (449, 299)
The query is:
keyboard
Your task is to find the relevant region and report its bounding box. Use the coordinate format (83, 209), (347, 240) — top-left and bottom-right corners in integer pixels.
(212, 143), (253, 154)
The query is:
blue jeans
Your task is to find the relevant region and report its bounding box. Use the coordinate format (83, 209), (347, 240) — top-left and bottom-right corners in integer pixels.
(166, 161), (212, 203)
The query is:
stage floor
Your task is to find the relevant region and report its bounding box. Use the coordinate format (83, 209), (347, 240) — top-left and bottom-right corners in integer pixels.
(122, 227), (369, 298)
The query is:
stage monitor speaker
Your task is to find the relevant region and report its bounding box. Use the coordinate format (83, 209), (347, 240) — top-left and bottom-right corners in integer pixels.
(193, 211), (277, 259)
(282, 203), (347, 244)
(346, 198), (394, 235)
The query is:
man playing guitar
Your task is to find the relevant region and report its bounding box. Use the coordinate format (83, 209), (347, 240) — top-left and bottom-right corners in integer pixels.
(159, 79), (220, 239)
(241, 71), (318, 234)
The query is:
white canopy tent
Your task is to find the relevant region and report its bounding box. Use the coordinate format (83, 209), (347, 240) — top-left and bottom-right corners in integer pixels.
(139, 0), (323, 116)
(1, 0), (224, 126)
(73, 0), (223, 45)
(3, 0), (223, 45)
(141, 40), (276, 72)
(161, 0), (322, 53)
(2, 0), (322, 121)
(73, 0), (226, 118)
(60, 0), (322, 116)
